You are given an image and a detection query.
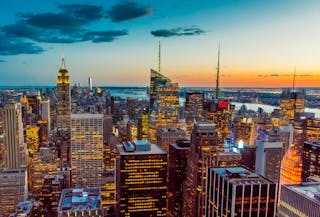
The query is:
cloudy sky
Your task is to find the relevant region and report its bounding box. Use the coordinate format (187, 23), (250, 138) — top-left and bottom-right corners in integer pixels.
(0, 0), (320, 87)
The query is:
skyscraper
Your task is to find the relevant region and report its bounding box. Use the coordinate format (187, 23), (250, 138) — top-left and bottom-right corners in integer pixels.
(206, 167), (278, 217)
(40, 98), (51, 133)
(137, 108), (149, 140)
(56, 58), (71, 165)
(168, 139), (190, 217)
(302, 141), (320, 181)
(255, 141), (283, 183)
(116, 140), (167, 217)
(0, 169), (28, 216)
(183, 122), (220, 217)
(71, 114), (104, 187)
(280, 88), (306, 122)
(4, 102), (27, 169)
(88, 76), (93, 92)
(157, 127), (186, 152)
(185, 92), (204, 135)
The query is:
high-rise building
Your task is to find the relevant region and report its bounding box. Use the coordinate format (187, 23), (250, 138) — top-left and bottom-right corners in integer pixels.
(40, 98), (51, 133)
(57, 188), (102, 217)
(149, 69), (171, 110)
(206, 167), (278, 217)
(29, 147), (58, 195)
(280, 145), (302, 184)
(157, 127), (186, 152)
(256, 141), (283, 183)
(71, 114), (104, 187)
(234, 117), (255, 146)
(137, 108), (149, 140)
(40, 174), (65, 215)
(4, 102), (27, 169)
(302, 141), (320, 181)
(183, 122), (220, 217)
(56, 58), (71, 165)
(88, 76), (93, 92)
(0, 169), (28, 216)
(278, 180), (320, 217)
(168, 139), (190, 217)
(185, 92), (204, 135)
(116, 140), (167, 217)
(25, 125), (40, 156)
(280, 88), (306, 122)
(153, 82), (180, 128)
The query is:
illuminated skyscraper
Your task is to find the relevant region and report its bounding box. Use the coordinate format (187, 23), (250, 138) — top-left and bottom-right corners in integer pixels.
(116, 140), (167, 217)
(302, 141), (320, 180)
(153, 82), (180, 128)
(0, 169), (28, 216)
(183, 122), (220, 217)
(280, 88), (306, 122)
(4, 102), (27, 169)
(280, 145), (302, 184)
(137, 108), (149, 140)
(234, 117), (255, 146)
(25, 125), (40, 156)
(71, 114), (104, 187)
(206, 167), (278, 217)
(56, 58), (71, 165)
(185, 92), (204, 135)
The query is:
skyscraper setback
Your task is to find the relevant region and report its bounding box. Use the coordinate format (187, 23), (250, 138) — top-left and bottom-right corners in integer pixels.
(56, 58), (71, 166)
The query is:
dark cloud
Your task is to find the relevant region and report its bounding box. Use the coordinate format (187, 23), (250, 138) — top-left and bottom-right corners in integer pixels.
(151, 27), (205, 37)
(0, 60), (6, 62)
(0, 35), (44, 55)
(84, 30), (128, 43)
(107, 2), (152, 22)
(258, 74), (280, 77)
(59, 4), (104, 21)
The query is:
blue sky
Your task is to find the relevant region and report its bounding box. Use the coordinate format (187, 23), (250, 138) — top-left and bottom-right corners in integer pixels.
(0, 0), (319, 87)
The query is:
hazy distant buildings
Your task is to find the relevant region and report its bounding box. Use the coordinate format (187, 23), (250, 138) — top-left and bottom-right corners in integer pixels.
(71, 114), (103, 187)
(206, 167), (278, 217)
(116, 140), (167, 217)
(88, 77), (93, 92)
(56, 58), (71, 166)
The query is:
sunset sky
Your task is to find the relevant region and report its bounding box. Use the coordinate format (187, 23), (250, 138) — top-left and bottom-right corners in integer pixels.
(0, 0), (320, 87)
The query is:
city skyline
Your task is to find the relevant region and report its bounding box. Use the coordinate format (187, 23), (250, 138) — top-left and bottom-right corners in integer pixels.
(0, 0), (320, 87)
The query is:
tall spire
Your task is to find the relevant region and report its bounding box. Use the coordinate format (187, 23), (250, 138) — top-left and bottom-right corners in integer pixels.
(158, 40), (161, 73)
(292, 66), (296, 92)
(215, 42), (221, 99)
(60, 57), (66, 70)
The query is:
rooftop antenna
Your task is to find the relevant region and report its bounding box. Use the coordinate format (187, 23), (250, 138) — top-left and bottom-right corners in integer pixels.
(292, 66), (296, 92)
(158, 40), (161, 73)
(215, 42), (221, 99)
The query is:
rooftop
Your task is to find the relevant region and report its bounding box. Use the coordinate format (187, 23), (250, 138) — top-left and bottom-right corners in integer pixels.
(304, 141), (320, 148)
(117, 141), (166, 155)
(288, 183), (320, 203)
(211, 167), (274, 185)
(58, 188), (101, 213)
(71, 113), (104, 120)
(194, 122), (216, 131)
